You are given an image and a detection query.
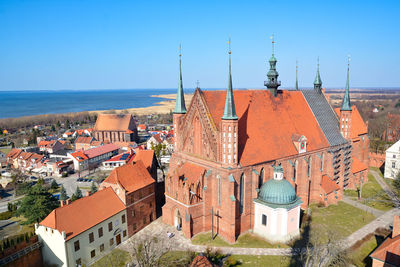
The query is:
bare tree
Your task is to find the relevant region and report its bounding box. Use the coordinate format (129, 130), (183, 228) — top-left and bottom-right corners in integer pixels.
(302, 226), (350, 267)
(129, 234), (194, 267)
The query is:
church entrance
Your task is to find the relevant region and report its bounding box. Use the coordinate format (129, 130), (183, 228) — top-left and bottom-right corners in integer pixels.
(174, 209), (182, 230)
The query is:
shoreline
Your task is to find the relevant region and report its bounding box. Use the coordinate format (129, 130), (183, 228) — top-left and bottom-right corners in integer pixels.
(0, 94), (193, 122)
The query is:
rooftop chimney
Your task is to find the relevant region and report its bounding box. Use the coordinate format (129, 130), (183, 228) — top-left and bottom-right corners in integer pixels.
(66, 199), (70, 205)
(60, 200), (64, 207)
(86, 191), (90, 197)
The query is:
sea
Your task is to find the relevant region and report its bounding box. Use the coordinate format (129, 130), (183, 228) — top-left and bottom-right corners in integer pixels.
(0, 89), (197, 119)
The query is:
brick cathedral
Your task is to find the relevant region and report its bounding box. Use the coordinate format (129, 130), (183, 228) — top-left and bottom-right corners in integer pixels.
(162, 43), (369, 243)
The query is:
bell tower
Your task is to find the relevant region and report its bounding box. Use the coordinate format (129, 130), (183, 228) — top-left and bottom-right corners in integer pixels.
(340, 56), (352, 139)
(264, 35), (281, 97)
(173, 44), (187, 151)
(221, 39), (238, 167)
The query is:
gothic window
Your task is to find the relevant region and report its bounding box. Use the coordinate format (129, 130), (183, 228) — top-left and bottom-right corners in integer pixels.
(320, 154), (324, 172)
(307, 158), (311, 178)
(262, 214), (267, 226)
(218, 176), (221, 206)
(239, 174), (244, 214)
(258, 168), (264, 189)
(293, 161), (297, 182)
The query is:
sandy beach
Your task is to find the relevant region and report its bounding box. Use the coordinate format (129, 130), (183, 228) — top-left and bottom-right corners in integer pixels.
(89, 94), (193, 116)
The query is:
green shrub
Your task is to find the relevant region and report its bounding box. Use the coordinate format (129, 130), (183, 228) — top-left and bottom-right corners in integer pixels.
(0, 211), (13, 220)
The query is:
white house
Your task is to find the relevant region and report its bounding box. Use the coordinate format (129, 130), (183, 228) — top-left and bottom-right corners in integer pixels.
(35, 187), (128, 267)
(384, 140), (400, 179)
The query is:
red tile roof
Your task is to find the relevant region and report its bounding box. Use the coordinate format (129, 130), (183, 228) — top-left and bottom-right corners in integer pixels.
(152, 133), (163, 143)
(352, 157), (368, 174)
(40, 187), (125, 240)
(191, 255), (215, 267)
(105, 152), (134, 163)
(202, 90), (330, 166)
(334, 106), (368, 139)
(370, 235), (400, 266)
(102, 161), (155, 193)
(138, 124), (147, 130)
(94, 114), (136, 132)
(71, 144), (119, 161)
(7, 149), (22, 159)
(321, 174), (340, 194)
(131, 150), (155, 170)
(177, 162), (206, 185)
(75, 136), (93, 144)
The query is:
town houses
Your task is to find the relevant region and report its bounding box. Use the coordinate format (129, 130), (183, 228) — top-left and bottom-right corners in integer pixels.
(162, 45), (370, 243)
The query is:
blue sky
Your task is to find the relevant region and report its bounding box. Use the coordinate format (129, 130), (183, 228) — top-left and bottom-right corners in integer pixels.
(0, 0), (399, 90)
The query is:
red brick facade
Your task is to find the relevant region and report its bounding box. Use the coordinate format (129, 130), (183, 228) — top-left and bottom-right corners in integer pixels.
(163, 89), (369, 243)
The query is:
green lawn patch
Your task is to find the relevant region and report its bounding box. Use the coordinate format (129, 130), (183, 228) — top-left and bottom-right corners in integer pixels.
(159, 251), (196, 267)
(344, 173), (394, 211)
(92, 249), (131, 267)
(191, 232), (288, 248)
(229, 255), (290, 267)
(310, 201), (375, 241)
(350, 235), (377, 267)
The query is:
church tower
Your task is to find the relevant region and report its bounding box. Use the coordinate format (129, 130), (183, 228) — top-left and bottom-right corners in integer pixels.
(314, 58), (322, 93)
(221, 39), (238, 166)
(264, 35), (281, 97)
(173, 45), (187, 151)
(340, 57), (352, 139)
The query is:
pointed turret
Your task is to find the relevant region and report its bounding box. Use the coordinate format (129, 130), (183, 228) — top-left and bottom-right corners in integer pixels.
(341, 57), (352, 111)
(314, 58), (322, 93)
(222, 39), (238, 120)
(221, 39), (239, 166)
(173, 45), (187, 114)
(264, 35), (281, 97)
(339, 56), (353, 139)
(295, 61), (299, 90)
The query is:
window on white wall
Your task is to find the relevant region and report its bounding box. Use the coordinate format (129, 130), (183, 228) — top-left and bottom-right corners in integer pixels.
(262, 214), (267, 226)
(392, 162), (396, 168)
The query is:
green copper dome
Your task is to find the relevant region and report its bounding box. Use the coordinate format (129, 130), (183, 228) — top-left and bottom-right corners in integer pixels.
(258, 179), (297, 205)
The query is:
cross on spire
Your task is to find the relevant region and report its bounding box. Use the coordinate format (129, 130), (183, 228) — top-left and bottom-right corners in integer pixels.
(222, 37), (238, 120)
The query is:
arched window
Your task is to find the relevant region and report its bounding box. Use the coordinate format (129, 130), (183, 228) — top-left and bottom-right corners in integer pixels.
(258, 168), (264, 189)
(240, 173), (244, 214)
(218, 176), (221, 206)
(307, 157), (312, 178)
(293, 161), (297, 182)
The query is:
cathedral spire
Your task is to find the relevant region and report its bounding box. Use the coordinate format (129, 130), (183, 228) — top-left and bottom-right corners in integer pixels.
(295, 60), (299, 90)
(264, 34), (281, 97)
(314, 57), (322, 93)
(222, 38), (238, 120)
(341, 56), (352, 111)
(174, 44), (187, 114)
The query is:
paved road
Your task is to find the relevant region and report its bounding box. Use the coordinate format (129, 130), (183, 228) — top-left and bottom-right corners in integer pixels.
(370, 169), (398, 202)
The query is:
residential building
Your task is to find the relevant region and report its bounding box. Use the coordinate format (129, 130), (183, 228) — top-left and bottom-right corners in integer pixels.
(101, 151), (135, 170)
(100, 161), (156, 236)
(137, 124), (147, 132)
(370, 215), (400, 267)
(6, 149), (45, 173)
(46, 159), (73, 177)
(384, 139), (400, 179)
(38, 140), (65, 154)
(35, 187), (128, 267)
(163, 46), (369, 242)
(146, 133), (164, 150)
(93, 114), (138, 143)
(68, 144), (119, 171)
(74, 136), (102, 151)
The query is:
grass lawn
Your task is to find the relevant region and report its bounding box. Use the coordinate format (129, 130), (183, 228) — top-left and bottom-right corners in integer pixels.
(160, 251), (196, 267)
(228, 255), (291, 267)
(344, 173), (394, 211)
(10, 216), (35, 234)
(309, 201), (375, 241)
(92, 249), (131, 267)
(191, 232), (288, 248)
(349, 236), (377, 267)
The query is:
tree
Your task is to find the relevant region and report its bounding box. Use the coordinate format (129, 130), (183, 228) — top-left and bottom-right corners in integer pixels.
(393, 172), (400, 193)
(16, 184), (59, 223)
(50, 180), (58, 190)
(90, 182), (97, 194)
(301, 225), (350, 267)
(129, 234), (194, 267)
(59, 185), (68, 201)
(71, 186), (83, 202)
